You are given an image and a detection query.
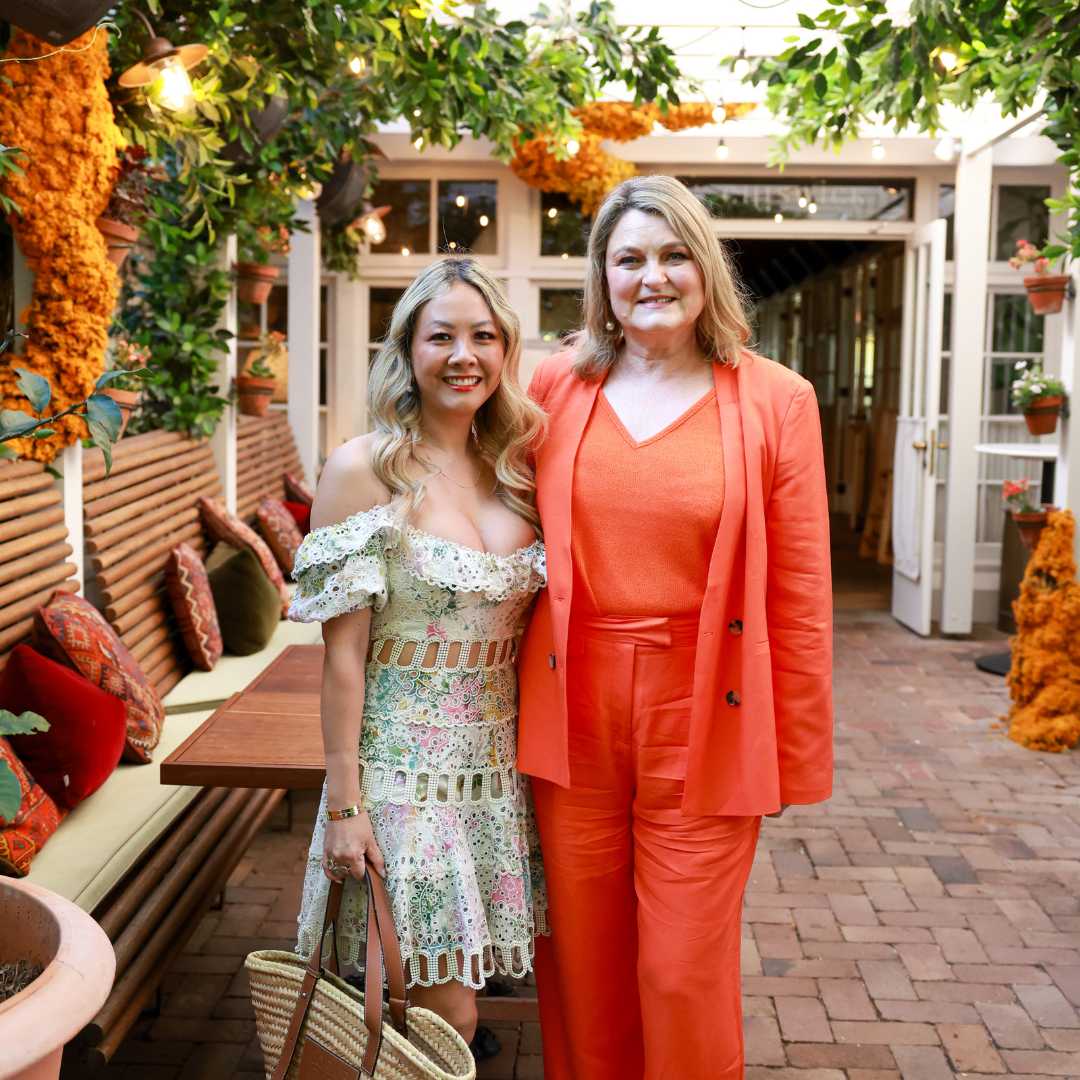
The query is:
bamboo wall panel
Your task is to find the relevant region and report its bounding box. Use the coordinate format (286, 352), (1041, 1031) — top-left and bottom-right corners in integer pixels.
(236, 413), (303, 522)
(0, 461), (78, 669)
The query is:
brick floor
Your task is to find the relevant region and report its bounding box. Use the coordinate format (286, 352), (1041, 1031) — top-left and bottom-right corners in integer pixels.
(111, 609), (1080, 1078)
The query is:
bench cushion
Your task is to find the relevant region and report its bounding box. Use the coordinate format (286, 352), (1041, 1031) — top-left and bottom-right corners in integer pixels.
(24, 709), (215, 911)
(162, 617), (322, 714)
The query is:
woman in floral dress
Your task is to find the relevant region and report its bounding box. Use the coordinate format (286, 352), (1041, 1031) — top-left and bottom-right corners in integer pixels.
(289, 258), (548, 1043)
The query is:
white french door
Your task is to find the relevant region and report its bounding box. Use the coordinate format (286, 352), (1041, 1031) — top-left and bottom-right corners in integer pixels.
(891, 218), (947, 635)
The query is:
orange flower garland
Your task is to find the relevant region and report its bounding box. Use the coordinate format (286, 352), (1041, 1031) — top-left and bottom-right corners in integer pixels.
(1006, 508), (1080, 752)
(511, 101), (756, 214)
(0, 28), (120, 462)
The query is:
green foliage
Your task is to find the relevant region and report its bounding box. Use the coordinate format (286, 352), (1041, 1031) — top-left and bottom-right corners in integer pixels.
(0, 143), (25, 217)
(0, 710), (48, 823)
(751, 0), (1080, 265)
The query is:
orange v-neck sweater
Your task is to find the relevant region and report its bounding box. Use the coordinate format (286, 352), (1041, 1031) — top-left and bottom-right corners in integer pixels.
(570, 389), (724, 617)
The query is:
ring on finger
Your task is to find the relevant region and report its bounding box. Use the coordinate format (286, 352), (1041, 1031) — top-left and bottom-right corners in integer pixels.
(326, 858), (350, 875)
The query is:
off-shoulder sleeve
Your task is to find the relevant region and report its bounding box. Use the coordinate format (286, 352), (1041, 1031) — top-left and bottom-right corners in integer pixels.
(288, 505), (396, 623)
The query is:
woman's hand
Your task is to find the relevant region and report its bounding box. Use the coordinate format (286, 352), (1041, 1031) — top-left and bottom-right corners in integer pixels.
(323, 813), (386, 882)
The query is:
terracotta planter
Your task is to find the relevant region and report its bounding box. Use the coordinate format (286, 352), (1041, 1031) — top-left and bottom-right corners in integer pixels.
(95, 216), (139, 269)
(1023, 395), (1064, 436)
(234, 262), (280, 305)
(1023, 273), (1071, 316)
(236, 375), (276, 417)
(1012, 509), (1049, 552)
(101, 386), (141, 438)
(0, 878), (115, 1080)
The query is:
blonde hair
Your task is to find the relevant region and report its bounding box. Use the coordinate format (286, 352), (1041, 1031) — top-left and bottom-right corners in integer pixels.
(368, 258), (546, 531)
(572, 174), (751, 379)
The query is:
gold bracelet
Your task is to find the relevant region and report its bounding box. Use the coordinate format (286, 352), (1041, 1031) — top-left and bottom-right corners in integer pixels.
(325, 802), (364, 821)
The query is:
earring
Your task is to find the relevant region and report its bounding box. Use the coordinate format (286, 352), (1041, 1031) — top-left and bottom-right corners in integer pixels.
(604, 320), (615, 332)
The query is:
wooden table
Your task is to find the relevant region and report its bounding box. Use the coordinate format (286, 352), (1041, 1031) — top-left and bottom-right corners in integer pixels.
(161, 644), (326, 789)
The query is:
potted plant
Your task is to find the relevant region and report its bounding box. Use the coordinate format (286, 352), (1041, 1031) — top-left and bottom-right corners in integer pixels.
(1008, 239), (1072, 316)
(234, 224), (290, 305)
(97, 145), (161, 269)
(1002, 478), (1049, 551)
(101, 336), (150, 437)
(1011, 360), (1067, 436)
(236, 332), (282, 416)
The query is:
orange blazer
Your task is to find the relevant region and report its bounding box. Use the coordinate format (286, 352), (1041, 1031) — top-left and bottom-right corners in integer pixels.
(517, 349), (834, 816)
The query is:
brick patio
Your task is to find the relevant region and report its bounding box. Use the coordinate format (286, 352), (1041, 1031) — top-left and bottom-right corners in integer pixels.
(110, 608), (1080, 1079)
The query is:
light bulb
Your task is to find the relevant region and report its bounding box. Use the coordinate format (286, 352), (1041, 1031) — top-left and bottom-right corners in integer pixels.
(547, 206), (559, 219)
(934, 134), (956, 161)
(560, 252), (569, 260)
(401, 246), (411, 257)
(773, 212), (784, 223)
(349, 55), (366, 76)
(413, 108), (422, 117)
(478, 214), (489, 227)
(714, 139), (729, 161)
(154, 56), (195, 111)
(362, 215), (386, 245)
(712, 104), (726, 124)
(413, 136), (424, 151)
(455, 194), (467, 209)
(733, 51), (750, 79)
(798, 193), (808, 209)
(808, 200), (818, 215)
(566, 138), (580, 156)
(448, 241), (457, 250)
(871, 138), (885, 160)
(937, 48), (958, 72)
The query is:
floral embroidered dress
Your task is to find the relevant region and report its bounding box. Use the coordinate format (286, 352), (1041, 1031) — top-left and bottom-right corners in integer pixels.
(289, 504), (548, 990)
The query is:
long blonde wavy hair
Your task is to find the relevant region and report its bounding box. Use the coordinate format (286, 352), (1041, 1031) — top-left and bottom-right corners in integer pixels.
(368, 258), (546, 532)
(572, 174), (752, 379)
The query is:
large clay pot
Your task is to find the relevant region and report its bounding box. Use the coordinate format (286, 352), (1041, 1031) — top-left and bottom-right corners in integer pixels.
(221, 94), (290, 163)
(1023, 395), (1064, 436)
(0, 878), (115, 1080)
(101, 386), (141, 438)
(95, 216), (139, 269)
(1012, 509), (1049, 552)
(1023, 274), (1071, 316)
(236, 374), (276, 417)
(234, 262), (280, 305)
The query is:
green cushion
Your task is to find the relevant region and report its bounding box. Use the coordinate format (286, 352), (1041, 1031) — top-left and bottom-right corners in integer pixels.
(207, 543), (281, 655)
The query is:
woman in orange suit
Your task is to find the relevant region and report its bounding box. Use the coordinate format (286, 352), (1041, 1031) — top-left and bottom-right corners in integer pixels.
(517, 174), (834, 1079)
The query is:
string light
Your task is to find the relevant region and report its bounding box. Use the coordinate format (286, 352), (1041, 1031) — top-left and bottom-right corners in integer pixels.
(401, 246), (411, 257)
(714, 138), (730, 161)
(478, 214), (490, 227)
(454, 194), (467, 208)
(560, 252), (569, 260)
(808, 199), (818, 215)
(798, 190), (808, 209)
(413, 136), (424, 151)
(732, 28), (750, 79)
(348, 55), (366, 75)
(936, 47), (958, 72)
(566, 138), (580, 156)
(871, 138), (885, 160)
(547, 206), (559, 219)
(413, 108), (422, 117)
(773, 211), (784, 223)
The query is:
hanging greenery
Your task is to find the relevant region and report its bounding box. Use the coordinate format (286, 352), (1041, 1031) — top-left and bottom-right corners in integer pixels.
(0, 27), (121, 463)
(751, 0), (1080, 266)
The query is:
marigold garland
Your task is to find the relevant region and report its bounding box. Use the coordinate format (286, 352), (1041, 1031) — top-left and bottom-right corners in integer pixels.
(1006, 508), (1080, 752)
(511, 101), (756, 215)
(0, 29), (120, 462)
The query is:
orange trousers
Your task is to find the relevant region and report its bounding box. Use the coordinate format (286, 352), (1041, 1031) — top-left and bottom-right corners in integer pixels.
(531, 614), (761, 1080)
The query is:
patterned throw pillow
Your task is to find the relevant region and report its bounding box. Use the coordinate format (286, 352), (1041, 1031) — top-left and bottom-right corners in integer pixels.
(256, 498), (304, 575)
(165, 543), (224, 671)
(197, 497), (289, 615)
(284, 471), (315, 507)
(33, 591), (165, 765)
(0, 737), (64, 876)
(283, 500), (311, 536)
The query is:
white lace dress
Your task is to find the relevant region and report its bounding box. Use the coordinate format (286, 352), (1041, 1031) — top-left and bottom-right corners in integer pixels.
(288, 505), (548, 989)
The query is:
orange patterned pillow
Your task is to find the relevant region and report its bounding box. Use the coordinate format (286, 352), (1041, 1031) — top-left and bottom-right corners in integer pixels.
(165, 543), (223, 671)
(256, 498), (304, 575)
(33, 592), (165, 764)
(0, 737), (64, 876)
(197, 497), (289, 615)
(284, 471), (315, 507)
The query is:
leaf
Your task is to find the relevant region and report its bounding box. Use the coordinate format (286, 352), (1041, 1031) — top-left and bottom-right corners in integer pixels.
(847, 56), (863, 82)
(0, 409), (36, 437)
(86, 418), (114, 476)
(0, 444), (15, 459)
(95, 368), (148, 391)
(32, 428), (55, 439)
(798, 13), (817, 29)
(0, 709), (49, 736)
(0, 764), (21, 824)
(13, 367), (50, 414)
(814, 72), (828, 100)
(85, 394), (123, 442)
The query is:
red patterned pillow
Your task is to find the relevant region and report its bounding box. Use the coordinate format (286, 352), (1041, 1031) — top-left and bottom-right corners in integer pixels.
(284, 471), (315, 507)
(256, 498), (304, 575)
(197, 497), (289, 616)
(283, 500), (311, 536)
(1, 644), (126, 810)
(0, 737), (64, 877)
(165, 543), (223, 670)
(32, 592), (164, 765)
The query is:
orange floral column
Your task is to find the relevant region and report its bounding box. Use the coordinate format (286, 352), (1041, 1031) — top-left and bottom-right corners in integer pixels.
(0, 28), (121, 462)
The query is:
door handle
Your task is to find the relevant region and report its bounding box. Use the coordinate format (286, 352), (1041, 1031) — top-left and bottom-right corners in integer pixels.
(912, 440), (927, 451)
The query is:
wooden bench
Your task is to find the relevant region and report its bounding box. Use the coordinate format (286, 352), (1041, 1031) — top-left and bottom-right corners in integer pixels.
(237, 412), (304, 524)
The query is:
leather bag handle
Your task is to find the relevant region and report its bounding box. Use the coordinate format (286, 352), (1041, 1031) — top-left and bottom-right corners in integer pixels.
(272, 872), (410, 1080)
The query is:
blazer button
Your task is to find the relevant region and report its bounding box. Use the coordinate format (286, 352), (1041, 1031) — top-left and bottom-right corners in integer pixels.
(728, 619), (743, 636)
(548, 653), (557, 670)
(726, 690), (741, 707)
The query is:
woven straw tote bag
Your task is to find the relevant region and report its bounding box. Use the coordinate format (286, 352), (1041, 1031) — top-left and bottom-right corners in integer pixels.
(246, 871), (476, 1079)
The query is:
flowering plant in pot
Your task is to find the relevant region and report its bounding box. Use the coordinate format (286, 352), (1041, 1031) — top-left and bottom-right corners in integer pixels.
(1008, 239), (1072, 316)
(1011, 360), (1067, 436)
(234, 224), (290, 305)
(236, 332), (282, 417)
(1002, 478), (1049, 551)
(101, 336), (150, 437)
(97, 145), (162, 269)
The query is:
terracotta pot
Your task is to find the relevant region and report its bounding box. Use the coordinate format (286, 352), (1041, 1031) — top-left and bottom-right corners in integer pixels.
(1023, 273), (1071, 316)
(0, 878), (115, 1080)
(95, 216), (139, 269)
(1023, 395), (1064, 436)
(236, 374), (276, 417)
(101, 386), (141, 438)
(234, 262), (280, 305)
(1012, 509), (1049, 551)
